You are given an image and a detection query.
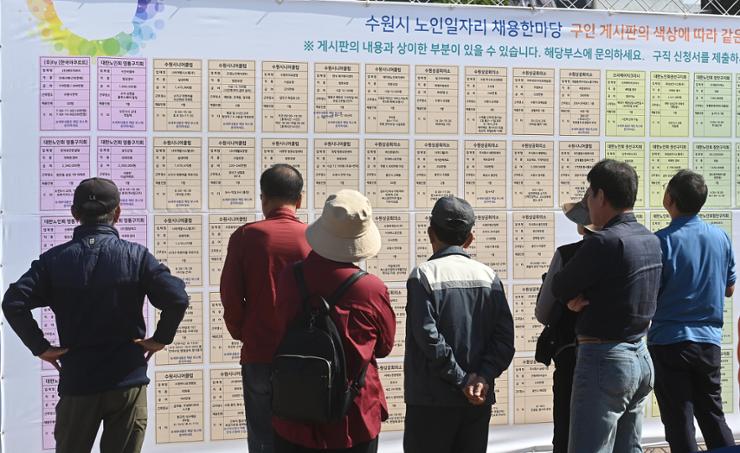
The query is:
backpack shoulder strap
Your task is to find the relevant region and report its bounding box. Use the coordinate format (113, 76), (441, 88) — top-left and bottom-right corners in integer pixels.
(326, 270), (371, 395)
(327, 270), (367, 307)
(355, 362), (368, 387)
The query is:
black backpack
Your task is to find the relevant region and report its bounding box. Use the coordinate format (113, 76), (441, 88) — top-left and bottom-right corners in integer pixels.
(271, 261), (368, 423)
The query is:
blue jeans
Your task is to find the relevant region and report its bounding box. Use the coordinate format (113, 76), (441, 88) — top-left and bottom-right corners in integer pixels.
(568, 341), (654, 453)
(242, 363), (274, 453)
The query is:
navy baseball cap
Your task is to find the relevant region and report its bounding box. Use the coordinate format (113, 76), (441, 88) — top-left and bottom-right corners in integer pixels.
(72, 177), (120, 215)
(430, 196), (475, 232)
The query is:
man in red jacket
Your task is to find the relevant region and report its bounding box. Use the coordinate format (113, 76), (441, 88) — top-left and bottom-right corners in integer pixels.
(220, 164), (311, 453)
(272, 189), (396, 453)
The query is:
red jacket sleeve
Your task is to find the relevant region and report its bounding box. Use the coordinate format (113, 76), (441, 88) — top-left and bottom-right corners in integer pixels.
(331, 279), (397, 375)
(373, 285), (396, 359)
(220, 229), (246, 340)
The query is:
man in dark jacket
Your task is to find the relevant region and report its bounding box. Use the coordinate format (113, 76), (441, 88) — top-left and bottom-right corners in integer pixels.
(2, 178), (189, 453)
(403, 196), (515, 453)
(552, 160), (662, 453)
(534, 196), (595, 453)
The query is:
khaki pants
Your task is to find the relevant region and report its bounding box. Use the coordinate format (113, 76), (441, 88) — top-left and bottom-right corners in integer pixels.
(55, 384), (147, 453)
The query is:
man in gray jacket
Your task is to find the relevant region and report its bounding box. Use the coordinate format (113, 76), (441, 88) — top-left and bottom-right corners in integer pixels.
(403, 196), (515, 453)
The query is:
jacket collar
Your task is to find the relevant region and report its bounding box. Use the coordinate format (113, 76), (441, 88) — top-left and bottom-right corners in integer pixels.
(669, 214), (700, 228)
(603, 212), (636, 229)
(266, 207), (299, 220)
(73, 224), (119, 239)
(429, 245), (470, 261)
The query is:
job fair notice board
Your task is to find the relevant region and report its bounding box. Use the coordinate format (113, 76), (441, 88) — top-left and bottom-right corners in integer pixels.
(2, 0), (740, 451)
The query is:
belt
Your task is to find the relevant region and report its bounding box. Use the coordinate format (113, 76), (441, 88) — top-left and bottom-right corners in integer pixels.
(577, 335), (643, 345)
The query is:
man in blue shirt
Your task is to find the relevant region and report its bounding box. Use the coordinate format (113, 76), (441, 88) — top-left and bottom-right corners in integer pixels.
(650, 169), (736, 452)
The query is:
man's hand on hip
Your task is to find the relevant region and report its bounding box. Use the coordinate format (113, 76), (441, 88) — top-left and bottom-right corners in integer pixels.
(39, 346), (68, 371)
(567, 295), (590, 312)
(133, 338), (166, 361)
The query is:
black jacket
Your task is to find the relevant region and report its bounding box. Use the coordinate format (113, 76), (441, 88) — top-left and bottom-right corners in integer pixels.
(404, 246), (515, 407)
(535, 241), (583, 365)
(2, 224), (189, 395)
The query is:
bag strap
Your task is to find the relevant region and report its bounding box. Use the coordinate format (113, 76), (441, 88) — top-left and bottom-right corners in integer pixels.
(327, 270), (367, 307)
(294, 263), (367, 304)
(329, 270), (369, 391)
(354, 362), (368, 388)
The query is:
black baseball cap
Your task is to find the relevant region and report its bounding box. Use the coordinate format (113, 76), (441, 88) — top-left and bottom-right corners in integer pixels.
(430, 196), (475, 232)
(72, 177), (120, 215)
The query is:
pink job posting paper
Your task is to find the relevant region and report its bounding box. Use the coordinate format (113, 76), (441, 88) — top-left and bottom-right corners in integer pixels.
(98, 58), (146, 131)
(40, 137), (91, 211)
(97, 137), (147, 209)
(40, 57), (90, 131)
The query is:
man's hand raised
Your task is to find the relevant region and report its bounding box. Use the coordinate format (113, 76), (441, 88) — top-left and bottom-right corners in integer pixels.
(133, 338), (166, 361)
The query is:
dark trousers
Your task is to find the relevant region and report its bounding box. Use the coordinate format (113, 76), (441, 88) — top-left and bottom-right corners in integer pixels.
(649, 342), (735, 453)
(552, 346), (576, 453)
(274, 434), (378, 453)
(403, 404), (491, 453)
(242, 363), (274, 453)
(54, 384), (147, 453)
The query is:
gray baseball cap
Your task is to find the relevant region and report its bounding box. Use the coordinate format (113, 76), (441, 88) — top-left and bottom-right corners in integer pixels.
(430, 196), (475, 232)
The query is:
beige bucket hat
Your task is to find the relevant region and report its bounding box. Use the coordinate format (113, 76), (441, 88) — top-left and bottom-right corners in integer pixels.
(307, 190), (382, 262)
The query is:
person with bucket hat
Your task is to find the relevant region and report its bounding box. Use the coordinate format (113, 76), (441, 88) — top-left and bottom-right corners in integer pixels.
(403, 196), (514, 453)
(2, 177), (189, 453)
(271, 189), (396, 453)
(534, 194), (596, 453)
